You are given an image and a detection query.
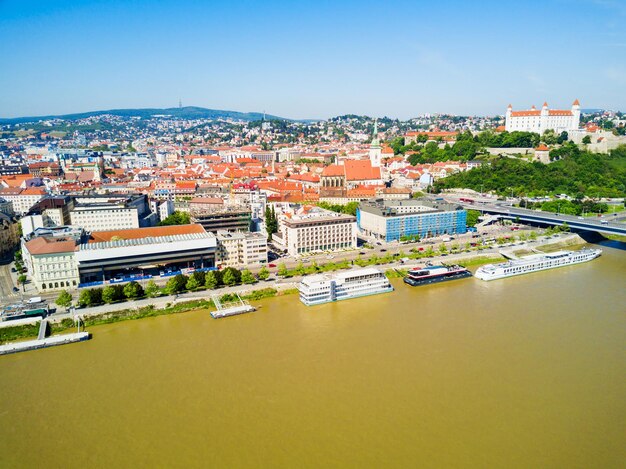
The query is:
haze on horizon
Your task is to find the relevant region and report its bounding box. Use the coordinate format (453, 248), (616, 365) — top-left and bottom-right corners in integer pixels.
(1, 0), (625, 120)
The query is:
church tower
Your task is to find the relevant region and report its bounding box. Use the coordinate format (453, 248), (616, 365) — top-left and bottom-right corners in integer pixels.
(369, 119), (382, 168)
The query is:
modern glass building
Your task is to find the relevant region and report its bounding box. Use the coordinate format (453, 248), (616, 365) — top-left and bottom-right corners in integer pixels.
(357, 198), (467, 242)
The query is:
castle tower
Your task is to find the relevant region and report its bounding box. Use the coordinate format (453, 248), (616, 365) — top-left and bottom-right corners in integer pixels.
(540, 102), (549, 134)
(369, 119), (382, 168)
(505, 104), (512, 131)
(572, 99), (581, 129)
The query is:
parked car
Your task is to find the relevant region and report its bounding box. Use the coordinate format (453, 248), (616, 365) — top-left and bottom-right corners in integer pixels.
(268, 263), (276, 268)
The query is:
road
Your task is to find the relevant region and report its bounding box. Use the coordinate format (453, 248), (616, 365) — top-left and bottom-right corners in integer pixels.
(0, 259), (19, 303)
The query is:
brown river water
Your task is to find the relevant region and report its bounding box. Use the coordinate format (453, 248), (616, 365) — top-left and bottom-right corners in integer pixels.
(1, 242), (625, 468)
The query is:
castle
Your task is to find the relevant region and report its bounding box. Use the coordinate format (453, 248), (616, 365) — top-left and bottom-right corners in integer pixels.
(505, 100), (580, 134)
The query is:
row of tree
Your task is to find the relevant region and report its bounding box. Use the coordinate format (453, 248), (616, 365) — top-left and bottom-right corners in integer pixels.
(521, 199), (609, 216)
(316, 201), (360, 216)
(158, 211), (190, 226)
(60, 266), (271, 308)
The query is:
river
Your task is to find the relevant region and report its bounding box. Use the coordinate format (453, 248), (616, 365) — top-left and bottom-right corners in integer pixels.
(1, 242), (625, 468)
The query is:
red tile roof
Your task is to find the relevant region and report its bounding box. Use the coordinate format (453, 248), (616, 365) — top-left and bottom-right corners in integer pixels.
(321, 165), (345, 177)
(89, 224), (206, 243)
(25, 237), (76, 255)
(344, 160), (381, 181)
(510, 110), (541, 117)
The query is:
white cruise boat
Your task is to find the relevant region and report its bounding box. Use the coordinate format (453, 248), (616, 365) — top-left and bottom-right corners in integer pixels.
(475, 248), (602, 281)
(298, 267), (393, 306)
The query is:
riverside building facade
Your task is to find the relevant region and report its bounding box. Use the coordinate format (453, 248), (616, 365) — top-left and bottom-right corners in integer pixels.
(357, 198), (467, 242)
(22, 224), (218, 291)
(272, 209), (357, 256)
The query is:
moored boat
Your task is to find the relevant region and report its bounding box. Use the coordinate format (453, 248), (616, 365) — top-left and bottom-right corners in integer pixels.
(475, 248), (601, 281)
(403, 264), (471, 286)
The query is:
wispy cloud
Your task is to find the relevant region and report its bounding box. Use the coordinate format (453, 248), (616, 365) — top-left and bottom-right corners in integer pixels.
(526, 73), (547, 94)
(590, 0), (626, 15)
(605, 66), (626, 84)
(414, 46), (460, 76)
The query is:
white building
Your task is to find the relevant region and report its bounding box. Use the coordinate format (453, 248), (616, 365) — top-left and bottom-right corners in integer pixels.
(505, 100), (580, 134)
(22, 236), (80, 291)
(272, 209), (357, 256)
(216, 230), (268, 268)
(70, 204), (140, 232)
(0, 188), (47, 215)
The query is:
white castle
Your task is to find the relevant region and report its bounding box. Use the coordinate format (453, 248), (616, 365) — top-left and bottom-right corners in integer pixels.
(505, 99), (580, 134)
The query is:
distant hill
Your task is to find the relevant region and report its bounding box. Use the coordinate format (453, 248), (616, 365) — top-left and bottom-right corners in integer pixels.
(0, 106), (289, 124)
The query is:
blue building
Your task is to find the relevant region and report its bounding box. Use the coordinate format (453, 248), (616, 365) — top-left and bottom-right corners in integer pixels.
(357, 198), (467, 242)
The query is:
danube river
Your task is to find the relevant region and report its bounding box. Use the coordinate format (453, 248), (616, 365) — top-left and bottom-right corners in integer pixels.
(1, 242), (625, 468)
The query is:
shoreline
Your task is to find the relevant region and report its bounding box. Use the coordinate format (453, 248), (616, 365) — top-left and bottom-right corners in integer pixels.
(0, 233), (587, 346)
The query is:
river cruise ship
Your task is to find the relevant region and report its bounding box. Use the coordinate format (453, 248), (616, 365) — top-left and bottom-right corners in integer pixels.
(298, 267), (393, 306)
(404, 265), (471, 287)
(475, 248), (602, 281)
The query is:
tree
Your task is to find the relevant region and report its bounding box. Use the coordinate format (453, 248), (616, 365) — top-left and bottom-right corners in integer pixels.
(191, 271), (205, 286)
(186, 276), (200, 291)
(158, 211), (190, 226)
(222, 268), (238, 286)
(582, 135), (591, 144)
(439, 243), (448, 254)
(102, 285), (119, 304)
(204, 270), (220, 289)
(257, 266), (270, 281)
(241, 269), (256, 284)
(166, 274), (188, 295)
(78, 289), (94, 307)
(466, 209), (481, 227)
(222, 267), (241, 284)
(123, 281), (144, 299)
(17, 274), (27, 292)
(145, 280), (160, 297)
(277, 263), (288, 277)
(56, 290), (72, 311)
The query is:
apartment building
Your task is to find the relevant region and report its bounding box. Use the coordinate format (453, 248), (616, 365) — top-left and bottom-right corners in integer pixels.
(69, 194), (154, 232)
(0, 187), (47, 215)
(216, 230), (268, 268)
(272, 209), (357, 256)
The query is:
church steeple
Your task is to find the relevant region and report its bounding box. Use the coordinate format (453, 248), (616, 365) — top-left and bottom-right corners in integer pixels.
(371, 119), (381, 148)
(369, 118), (382, 167)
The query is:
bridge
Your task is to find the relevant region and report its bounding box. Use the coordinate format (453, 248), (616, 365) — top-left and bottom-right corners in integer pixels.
(454, 201), (626, 236)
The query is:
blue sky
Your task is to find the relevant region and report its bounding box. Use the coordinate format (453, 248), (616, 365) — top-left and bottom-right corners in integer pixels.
(1, 0), (625, 119)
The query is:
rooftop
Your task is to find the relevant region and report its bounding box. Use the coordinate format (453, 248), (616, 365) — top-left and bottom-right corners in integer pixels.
(88, 224), (206, 243)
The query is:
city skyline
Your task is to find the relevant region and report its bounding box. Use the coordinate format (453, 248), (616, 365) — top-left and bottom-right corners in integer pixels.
(1, 0), (625, 119)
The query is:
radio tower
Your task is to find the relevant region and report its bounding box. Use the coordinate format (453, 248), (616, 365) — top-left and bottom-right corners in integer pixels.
(178, 98), (182, 109)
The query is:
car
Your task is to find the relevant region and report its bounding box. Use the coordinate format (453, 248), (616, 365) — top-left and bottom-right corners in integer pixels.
(302, 259), (310, 263)
(380, 249), (387, 252)
(268, 263), (276, 268)
(10, 267), (16, 273)
(577, 217), (584, 220)
(359, 251), (366, 255)
(13, 286), (19, 292)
